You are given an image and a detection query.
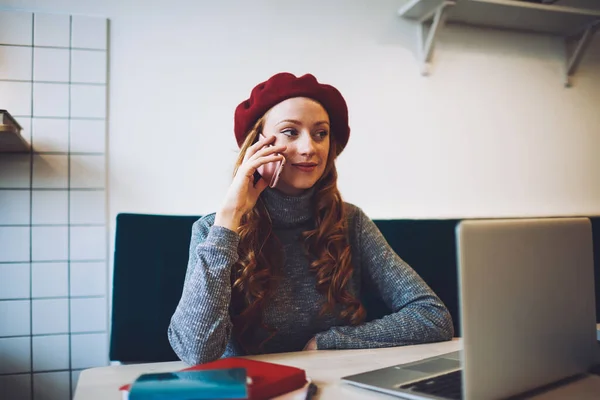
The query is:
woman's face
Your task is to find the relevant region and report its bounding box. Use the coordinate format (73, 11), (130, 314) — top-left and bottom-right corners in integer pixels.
(262, 97), (331, 196)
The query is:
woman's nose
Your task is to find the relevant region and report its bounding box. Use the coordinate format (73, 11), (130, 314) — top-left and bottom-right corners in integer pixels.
(296, 132), (316, 155)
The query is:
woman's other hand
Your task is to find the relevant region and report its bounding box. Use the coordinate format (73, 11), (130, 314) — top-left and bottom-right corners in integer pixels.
(303, 337), (317, 351)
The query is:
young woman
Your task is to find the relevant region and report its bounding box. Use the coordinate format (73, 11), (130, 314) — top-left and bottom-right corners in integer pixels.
(168, 72), (454, 365)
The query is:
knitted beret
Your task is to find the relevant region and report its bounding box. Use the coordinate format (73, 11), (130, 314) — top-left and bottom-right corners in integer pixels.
(234, 72), (350, 155)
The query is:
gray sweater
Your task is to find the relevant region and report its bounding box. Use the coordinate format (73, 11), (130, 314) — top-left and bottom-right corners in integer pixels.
(168, 187), (454, 365)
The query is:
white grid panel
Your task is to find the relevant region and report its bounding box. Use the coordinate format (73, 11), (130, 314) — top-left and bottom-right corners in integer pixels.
(0, 9), (109, 400)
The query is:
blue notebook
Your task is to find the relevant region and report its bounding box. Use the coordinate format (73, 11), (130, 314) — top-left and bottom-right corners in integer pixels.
(127, 367), (249, 400)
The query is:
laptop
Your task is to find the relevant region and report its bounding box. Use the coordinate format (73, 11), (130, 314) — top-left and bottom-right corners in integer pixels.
(342, 217), (598, 400)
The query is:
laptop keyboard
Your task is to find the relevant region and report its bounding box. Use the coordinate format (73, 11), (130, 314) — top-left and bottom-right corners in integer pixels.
(399, 370), (463, 400)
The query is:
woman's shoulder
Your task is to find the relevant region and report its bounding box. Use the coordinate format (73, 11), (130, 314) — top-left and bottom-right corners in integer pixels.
(343, 202), (369, 229)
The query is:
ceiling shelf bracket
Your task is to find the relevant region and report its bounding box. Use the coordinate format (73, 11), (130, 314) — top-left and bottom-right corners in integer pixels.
(418, 1), (455, 76)
(564, 21), (599, 88)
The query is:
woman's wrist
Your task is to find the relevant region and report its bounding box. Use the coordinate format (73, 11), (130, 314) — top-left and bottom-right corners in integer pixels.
(214, 207), (244, 232)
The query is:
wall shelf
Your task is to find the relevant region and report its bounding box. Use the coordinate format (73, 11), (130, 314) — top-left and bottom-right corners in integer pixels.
(0, 110), (29, 153)
(398, 0), (600, 86)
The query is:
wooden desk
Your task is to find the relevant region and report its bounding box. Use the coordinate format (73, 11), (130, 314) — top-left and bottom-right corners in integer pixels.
(74, 338), (600, 400)
(74, 340), (460, 400)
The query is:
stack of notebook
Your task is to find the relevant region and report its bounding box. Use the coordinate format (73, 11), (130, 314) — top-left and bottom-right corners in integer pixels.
(119, 358), (316, 400)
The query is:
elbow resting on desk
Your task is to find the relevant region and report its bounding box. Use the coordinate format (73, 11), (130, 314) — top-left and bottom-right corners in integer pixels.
(422, 304), (455, 342)
(397, 292), (455, 344)
(399, 298), (455, 344)
(167, 318), (229, 365)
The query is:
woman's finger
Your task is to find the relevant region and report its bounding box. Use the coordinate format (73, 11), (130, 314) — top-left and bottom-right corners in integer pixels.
(241, 154), (284, 178)
(243, 134), (275, 162)
(248, 143), (287, 162)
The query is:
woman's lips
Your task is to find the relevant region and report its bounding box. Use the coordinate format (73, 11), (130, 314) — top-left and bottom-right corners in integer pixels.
(292, 163), (318, 172)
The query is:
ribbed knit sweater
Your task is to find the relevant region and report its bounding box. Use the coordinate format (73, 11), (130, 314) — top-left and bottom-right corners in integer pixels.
(168, 187), (454, 365)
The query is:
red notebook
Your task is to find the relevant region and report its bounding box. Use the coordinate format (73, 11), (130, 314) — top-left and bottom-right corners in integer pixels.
(119, 357), (308, 400)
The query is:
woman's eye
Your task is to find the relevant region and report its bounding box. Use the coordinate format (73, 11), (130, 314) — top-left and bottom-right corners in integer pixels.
(316, 130), (329, 139)
(281, 128), (297, 136)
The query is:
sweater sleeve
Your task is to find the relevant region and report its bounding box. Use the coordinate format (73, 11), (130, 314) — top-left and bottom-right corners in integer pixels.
(167, 214), (240, 364)
(315, 207), (454, 349)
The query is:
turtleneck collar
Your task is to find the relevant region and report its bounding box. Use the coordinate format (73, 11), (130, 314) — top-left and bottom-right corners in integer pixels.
(260, 186), (316, 228)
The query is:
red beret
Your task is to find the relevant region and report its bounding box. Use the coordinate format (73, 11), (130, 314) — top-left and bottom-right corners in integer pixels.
(234, 72), (350, 155)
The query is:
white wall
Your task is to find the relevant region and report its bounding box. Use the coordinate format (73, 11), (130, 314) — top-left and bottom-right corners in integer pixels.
(108, 2), (600, 221)
(2, 0), (599, 223)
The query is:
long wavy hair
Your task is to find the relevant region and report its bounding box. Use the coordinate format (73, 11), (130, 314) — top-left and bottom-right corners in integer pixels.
(230, 115), (366, 354)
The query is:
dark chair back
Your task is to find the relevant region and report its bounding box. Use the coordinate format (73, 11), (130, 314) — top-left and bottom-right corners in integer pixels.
(109, 213), (199, 363)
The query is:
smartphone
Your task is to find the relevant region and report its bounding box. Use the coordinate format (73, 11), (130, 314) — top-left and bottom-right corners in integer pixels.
(254, 133), (285, 188)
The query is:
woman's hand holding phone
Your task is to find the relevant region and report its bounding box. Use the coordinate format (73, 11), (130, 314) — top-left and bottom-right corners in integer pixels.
(214, 135), (286, 232)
